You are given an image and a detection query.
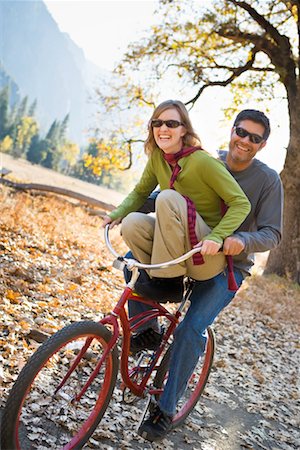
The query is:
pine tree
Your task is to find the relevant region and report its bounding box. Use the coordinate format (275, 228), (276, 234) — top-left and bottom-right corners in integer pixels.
(0, 86), (11, 140)
(28, 99), (37, 117)
(59, 113), (70, 142)
(16, 96), (28, 122)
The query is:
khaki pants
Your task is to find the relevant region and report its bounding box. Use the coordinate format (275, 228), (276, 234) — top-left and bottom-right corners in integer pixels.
(121, 190), (226, 280)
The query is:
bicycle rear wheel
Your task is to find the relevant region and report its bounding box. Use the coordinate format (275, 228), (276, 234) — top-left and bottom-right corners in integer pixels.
(154, 326), (215, 427)
(1, 321), (119, 450)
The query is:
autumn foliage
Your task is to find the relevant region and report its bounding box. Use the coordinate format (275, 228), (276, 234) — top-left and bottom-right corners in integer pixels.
(0, 187), (126, 397)
(0, 185), (299, 449)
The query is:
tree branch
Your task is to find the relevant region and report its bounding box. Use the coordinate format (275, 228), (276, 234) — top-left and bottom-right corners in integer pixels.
(186, 48), (258, 107)
(228, 0), (284, 45)
(217, 20), (297, 90)
(118, 138), (144, 171)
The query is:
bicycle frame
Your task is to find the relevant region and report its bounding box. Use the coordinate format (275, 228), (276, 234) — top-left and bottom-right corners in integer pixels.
(97, 225), (201, 399)
(51, 227), (198, 405)
(99, 281), (194, 398)
(0, 226), (215, 450)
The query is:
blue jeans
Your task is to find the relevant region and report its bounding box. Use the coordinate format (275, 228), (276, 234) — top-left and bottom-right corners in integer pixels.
(124, 252), (244, 416)
(158, 268), (244, 415)
(124, 252), (161, 333)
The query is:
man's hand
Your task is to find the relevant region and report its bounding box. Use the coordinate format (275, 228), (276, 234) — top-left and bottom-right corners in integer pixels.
(101, 215), (122, 229)
(223, 236), (245, 255)
(194, 240), (222, 255)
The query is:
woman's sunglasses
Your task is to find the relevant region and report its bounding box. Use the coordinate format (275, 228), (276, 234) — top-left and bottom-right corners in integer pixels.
(234, 126), (264, 144)
(151, 119), (184, 128)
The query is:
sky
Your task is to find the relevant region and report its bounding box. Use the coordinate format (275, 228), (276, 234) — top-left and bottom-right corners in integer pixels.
(44, 0), (159, 71)
(44, 0), (288, 173)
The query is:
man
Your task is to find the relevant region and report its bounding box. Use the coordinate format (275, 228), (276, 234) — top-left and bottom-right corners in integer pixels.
(131, 109), (283, 441)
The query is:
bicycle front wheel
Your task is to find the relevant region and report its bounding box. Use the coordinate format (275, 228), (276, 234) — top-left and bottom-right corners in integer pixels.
(154, 326), (215, 427)
(1, 321), (119, 450)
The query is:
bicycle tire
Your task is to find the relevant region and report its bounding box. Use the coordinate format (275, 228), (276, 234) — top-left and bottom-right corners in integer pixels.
(1, 321), (119, 450)
(154, 326), (215, 427)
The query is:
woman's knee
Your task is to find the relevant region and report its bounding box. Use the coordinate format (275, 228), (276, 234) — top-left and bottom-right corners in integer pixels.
(121, 212), (143, 238)
(156, 190), (185, 211)
(121, 212), (154, 240)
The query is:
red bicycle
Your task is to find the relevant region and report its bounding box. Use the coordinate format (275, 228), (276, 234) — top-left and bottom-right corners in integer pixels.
(1, 225), (215, 450)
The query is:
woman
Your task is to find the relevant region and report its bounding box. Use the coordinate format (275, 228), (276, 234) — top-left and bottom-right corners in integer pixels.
(102, 99), (250, 301)
(102, 99), (250, 441)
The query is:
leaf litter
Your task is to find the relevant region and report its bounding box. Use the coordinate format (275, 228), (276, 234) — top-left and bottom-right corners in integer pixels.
(0, 187), (299, 449)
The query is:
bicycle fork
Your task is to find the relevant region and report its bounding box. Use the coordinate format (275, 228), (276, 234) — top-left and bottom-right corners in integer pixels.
(54, 316), (119, 403)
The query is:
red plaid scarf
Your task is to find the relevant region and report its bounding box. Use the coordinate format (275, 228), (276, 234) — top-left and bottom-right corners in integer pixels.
(164, 146), (204, 265)
(163, 147), (238, 291)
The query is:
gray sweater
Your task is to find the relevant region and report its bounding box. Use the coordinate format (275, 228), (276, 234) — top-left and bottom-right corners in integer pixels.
(139, 152), (283, 275)
(218, 151), (283, 274)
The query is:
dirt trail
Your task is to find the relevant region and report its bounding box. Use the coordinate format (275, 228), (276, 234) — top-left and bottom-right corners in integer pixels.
(0, 152), (125, 207)
(0, 153), (299, 450)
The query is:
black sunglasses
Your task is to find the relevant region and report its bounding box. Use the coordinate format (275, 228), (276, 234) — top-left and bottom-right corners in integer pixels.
(151, 119), (184, 128)
(234, 126), (264, 144)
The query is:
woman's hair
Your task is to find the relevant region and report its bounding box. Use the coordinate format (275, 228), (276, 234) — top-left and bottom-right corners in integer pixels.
(144, 100), (202, 155)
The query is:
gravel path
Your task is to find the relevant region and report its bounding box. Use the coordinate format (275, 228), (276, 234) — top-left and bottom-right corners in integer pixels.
(0, 154), (299, 449)
(76, 298), (299, 450)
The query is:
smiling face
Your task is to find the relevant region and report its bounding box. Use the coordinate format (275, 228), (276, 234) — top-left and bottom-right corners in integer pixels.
(227, 119), (267, 171)
(153, 108), (186, 154)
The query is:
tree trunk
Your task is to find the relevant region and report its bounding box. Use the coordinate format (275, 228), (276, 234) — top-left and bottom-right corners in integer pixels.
(264, 94), (300, 284)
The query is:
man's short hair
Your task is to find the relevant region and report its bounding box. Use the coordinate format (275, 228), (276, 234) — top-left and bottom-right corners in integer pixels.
(233, 109), (271, 140)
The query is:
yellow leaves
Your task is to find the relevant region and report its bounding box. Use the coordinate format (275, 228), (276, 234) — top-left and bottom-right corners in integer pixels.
(15, 116), (39, 155)
(83, 153), (93, 167)
(291, 5), (298, 21)
(68, 283), (78, 291)
(49, 298), (61, 308)
(60, 140), (80, 167)
(83, 137), (131, 176)
(18, 320), (31, 332)
(0, 135), (13, 153)
(36, 301), (48, 308)
(0, 189), (129, 389)
(6, 289), (21, 304)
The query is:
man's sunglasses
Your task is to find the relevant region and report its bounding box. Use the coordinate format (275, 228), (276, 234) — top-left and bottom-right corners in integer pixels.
(234, 126), (264, 144)
(151, 119), (184, 128)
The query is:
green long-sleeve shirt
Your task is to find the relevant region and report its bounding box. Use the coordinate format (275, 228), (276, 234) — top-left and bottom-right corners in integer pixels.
(109, 148), (251, 244)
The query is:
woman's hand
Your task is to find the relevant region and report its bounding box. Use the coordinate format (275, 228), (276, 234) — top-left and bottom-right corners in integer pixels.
(194, 240), (222, 255)
(101, 215), (122, 229)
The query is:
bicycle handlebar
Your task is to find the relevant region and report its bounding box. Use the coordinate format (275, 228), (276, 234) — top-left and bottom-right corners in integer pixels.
(104, 224), (202, 271)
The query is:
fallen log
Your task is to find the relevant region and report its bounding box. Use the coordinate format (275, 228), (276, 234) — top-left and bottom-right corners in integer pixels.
(0, 177), (116, 212)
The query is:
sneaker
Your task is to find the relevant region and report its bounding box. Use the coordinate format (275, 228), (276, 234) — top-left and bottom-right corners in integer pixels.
(130, 328), (163, 355)
(138, 404), (173, 441)
(135, 276), (184, 303)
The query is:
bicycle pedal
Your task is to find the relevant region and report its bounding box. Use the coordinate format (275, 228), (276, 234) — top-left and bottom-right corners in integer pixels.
(136, 395), (157, 431)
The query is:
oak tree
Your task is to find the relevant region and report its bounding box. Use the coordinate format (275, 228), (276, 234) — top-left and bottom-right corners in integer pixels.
(99, 0), (299, 282)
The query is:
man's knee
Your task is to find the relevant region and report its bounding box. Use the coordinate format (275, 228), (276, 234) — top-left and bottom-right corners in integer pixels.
(174, 320), (207, 353)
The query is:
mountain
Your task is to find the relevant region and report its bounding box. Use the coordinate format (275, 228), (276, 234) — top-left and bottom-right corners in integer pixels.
(0, 0), (107, 144)
(0, 64), (20, 106)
